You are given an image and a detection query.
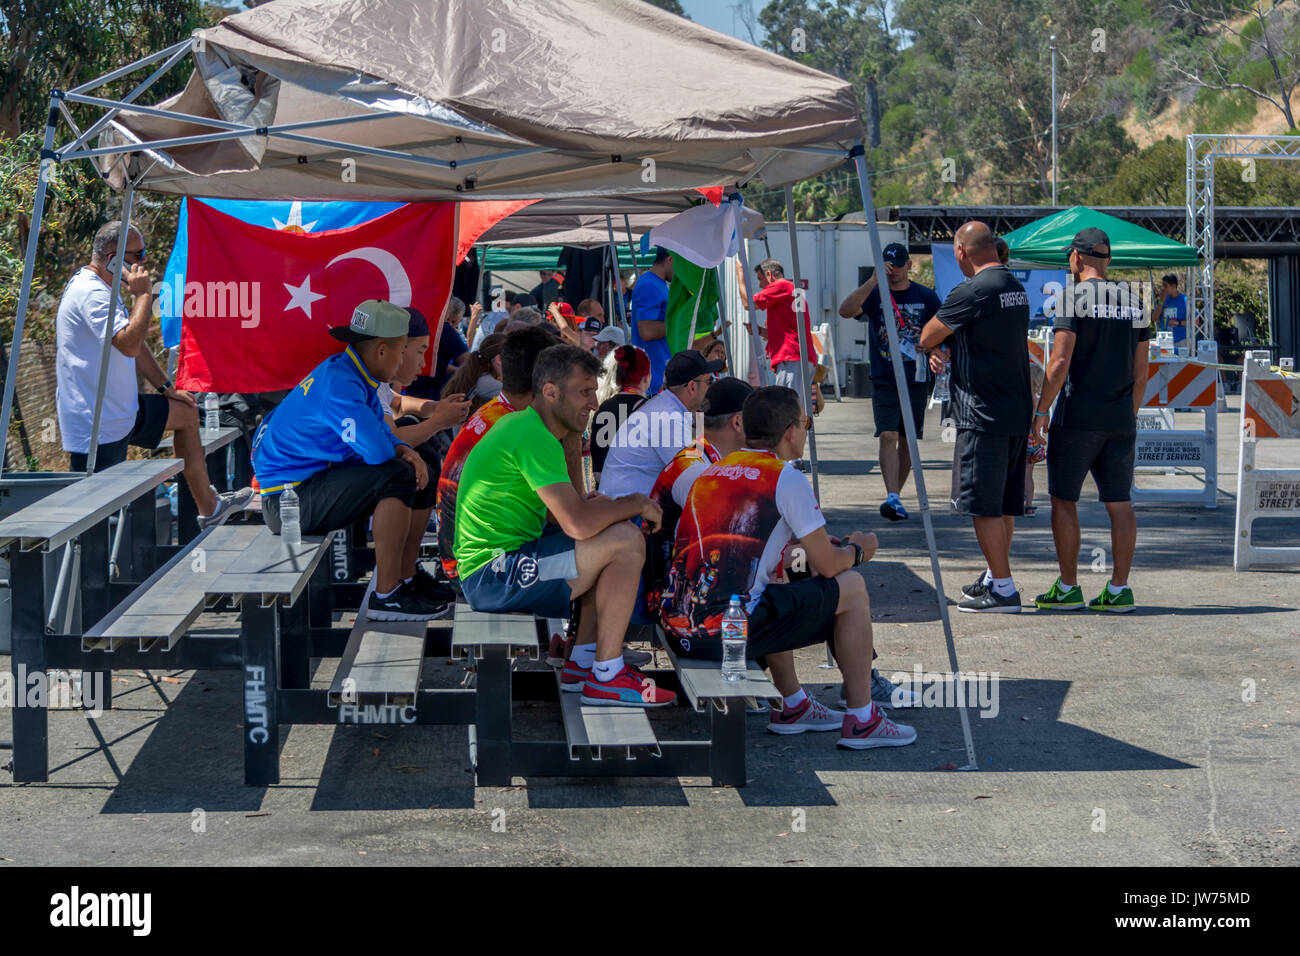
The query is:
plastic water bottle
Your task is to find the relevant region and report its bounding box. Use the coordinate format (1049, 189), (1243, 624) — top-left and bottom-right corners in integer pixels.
(720, 595), (748, 682)
(279, 486), (301, 549)
(932, 366), (951, 402)
(204, 392), (220, 433)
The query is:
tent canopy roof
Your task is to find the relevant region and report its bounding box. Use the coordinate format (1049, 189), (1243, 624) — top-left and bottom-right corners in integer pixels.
(1001, 206), (1200, 269)
(95, 0), (862, 201)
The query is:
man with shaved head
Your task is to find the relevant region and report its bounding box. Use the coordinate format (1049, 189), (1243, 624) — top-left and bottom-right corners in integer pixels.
(920, 222), (1033, 612)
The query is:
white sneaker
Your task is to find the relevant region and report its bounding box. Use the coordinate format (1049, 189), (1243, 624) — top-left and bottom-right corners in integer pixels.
(198, 485), (254, 529)
(767, 695), (844, 734)
(837, 708), (918, 749)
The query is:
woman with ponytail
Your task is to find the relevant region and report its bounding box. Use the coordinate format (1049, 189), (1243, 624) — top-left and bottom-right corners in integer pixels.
(442, 333), (505, 415)
(590, 344), (651, 481)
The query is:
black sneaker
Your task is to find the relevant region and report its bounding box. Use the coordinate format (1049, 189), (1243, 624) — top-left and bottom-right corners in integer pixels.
(411, 564), (457, 604)
(368, 581), (450, 622)
(879, 498), (909, 521)
(961, 573), (990, 598)
(957, 588), (1022, 614)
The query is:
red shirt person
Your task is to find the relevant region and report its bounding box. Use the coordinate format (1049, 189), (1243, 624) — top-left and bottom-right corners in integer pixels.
(738, 258), (817, 408)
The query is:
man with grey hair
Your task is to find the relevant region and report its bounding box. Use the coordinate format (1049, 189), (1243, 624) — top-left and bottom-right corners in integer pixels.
(55, 220), (250, 528)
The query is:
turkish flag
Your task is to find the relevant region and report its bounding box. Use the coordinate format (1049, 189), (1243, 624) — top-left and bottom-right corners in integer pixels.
(177, 202), (457, 392)
(456, 200), (536, 263)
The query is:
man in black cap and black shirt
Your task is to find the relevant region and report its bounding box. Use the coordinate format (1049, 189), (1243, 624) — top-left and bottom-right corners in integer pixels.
(920, 221), (1033, 612)
(1031, 227), (1151, 613)
(840, 241), (943, 522)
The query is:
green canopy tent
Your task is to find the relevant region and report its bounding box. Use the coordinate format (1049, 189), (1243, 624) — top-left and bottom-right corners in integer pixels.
(480, 244), (655, 272)
(1002, 206), (1199, 269)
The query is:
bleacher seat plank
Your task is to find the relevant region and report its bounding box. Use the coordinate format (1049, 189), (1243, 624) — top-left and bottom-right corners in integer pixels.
(158, 425), (240, 455)
(557, 672), (660, 758)
(208, 528), (333, 602)
(329, 587), (426, 706)
(85, 523), (260, 650)
(450, 605), (539, 655)
(655, 626), (781, 713)
(0, 458), (184, 552)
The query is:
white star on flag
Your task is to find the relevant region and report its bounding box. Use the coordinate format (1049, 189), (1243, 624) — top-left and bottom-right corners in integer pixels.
(273, 201), (318, 233)
(284, 275), (326, 319)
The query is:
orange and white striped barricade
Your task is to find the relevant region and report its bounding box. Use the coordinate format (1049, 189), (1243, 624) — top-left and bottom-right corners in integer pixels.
(1235, 350), (1300, 571)
(1132, 344), (1222, 508)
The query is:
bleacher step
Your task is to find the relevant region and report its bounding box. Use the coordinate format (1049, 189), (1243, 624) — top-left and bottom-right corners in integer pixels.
(557, 672), (660, 759)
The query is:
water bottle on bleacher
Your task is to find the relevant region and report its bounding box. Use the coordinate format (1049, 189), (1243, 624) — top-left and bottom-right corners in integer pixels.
(721, 595), (748, 682)
(280, 486), (301, 549)
(204, 392), (220, 433)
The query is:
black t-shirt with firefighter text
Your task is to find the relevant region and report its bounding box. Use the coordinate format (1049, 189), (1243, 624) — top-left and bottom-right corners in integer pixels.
(934, 265), (1033, 435)
(1051, 277), (1152, 433)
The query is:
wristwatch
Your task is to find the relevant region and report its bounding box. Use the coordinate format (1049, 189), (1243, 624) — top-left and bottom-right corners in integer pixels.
(851, 542), (864, 566)
(156, 380), (172, 394)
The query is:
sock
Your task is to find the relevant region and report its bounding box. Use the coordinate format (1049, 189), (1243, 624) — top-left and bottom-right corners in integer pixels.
(886, 492), (901, 504)
(991, 576), (1016, 597)
(1059, 578), (1078, 589)
(593, 655), (624, 682)
(981, 568), (993, 586)
(1107, 581), (1127, 595)
(847, 702), (876, 723)
(571, 643), (597, 669)
(782, 688), (808, 710)
(375, 585), (400, 600)
(403, 576), (413, 585)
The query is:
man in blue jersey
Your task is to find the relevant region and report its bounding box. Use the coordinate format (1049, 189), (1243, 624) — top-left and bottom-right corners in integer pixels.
(629, 247), (674, 393)
(252, 299), (446, 622)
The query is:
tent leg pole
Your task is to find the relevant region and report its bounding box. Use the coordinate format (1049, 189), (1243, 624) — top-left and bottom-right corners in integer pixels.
(733, 225), (772, 388)
(623, 214), (641, 279)
(715, 265), (733, 373)
(0, 96), (60, 479)
(850, 145), (978, 770)
(604, 215), (631, 338)
(85, 173), (135, 474)
(782, 186), (819, 501)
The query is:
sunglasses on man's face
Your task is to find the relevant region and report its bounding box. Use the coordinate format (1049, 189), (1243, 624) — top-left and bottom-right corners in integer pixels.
(788, 415), (812, 432)
(123, 248), (147, 262)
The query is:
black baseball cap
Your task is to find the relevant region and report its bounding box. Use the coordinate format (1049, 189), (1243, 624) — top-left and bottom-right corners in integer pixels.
(882, 242), (910, 266)
(701, 377), (752, 417)
(579, 317), (602, 334)
(1069, 227), (1111, 258)
(664, 349), (724, 387)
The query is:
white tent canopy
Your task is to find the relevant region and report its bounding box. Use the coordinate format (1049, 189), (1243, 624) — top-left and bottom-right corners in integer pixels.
(85, 0), (861, 201)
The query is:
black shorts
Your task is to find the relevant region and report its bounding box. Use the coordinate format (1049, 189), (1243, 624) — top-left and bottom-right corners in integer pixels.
(68, 393), (171, 473)
(668, 576), (840, 661)
(1047, 426), (1135, 503)
(262, 458), (418, 535)
(951, 429), (1027, 518)
(871, 378), (930, 440)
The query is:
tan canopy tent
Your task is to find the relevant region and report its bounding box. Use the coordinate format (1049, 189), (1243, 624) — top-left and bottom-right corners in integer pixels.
(89, 0), (860, 200)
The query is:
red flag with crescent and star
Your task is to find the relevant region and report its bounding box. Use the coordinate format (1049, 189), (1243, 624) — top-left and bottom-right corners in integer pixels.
(177, 199), (530, 393)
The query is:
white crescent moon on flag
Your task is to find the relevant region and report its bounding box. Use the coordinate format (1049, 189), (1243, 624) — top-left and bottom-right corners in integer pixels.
(326, 247), (413, 306)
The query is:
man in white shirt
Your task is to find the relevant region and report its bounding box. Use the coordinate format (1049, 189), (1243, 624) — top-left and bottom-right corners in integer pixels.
(596, 349), (721, 499)
(56, 221), (250, 528)
(664, 386), (917, 750)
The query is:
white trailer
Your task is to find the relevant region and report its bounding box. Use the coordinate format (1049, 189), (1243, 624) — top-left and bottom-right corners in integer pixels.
(722, 219), (909, 388)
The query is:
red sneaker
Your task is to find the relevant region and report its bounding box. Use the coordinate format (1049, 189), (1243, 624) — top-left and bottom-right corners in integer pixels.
(560, 660), (589, 693)
(547, 631), (575, 668)
(581, 665), (676, 708)
(768, 695), (843, 734)
(837, 707), (917, 749)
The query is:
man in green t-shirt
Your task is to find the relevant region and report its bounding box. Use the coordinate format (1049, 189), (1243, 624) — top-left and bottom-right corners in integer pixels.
(455, 344), (676, 709)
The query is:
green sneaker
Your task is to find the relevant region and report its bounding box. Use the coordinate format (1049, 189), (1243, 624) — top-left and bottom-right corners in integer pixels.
(1088, 585), (1136, 613)
(1034, 578), (1085, 610)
